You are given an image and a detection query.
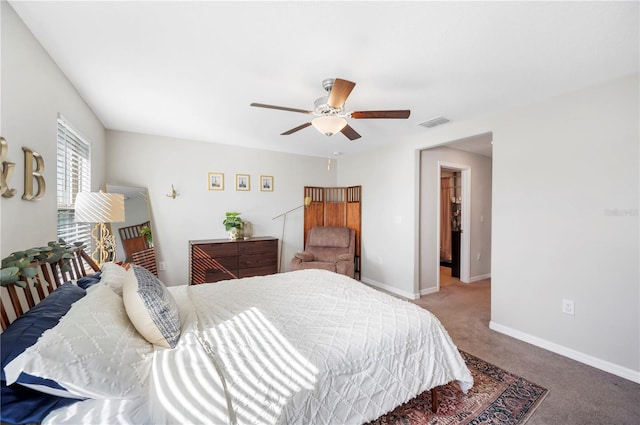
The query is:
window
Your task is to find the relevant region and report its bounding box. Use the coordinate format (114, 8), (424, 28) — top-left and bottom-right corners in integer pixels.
(56, 116), (92, 248)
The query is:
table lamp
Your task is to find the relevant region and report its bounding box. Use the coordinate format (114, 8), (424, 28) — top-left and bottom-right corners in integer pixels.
(75, 191), (125, 265)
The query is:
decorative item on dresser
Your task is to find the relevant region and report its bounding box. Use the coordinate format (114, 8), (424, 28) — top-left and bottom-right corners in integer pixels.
(189, 237), (278, 284)
(222, 211), (244, 240)
(241, 221), (254, 239)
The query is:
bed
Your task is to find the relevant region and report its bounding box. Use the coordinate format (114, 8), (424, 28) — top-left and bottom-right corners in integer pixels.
(1, 247), (473, 425)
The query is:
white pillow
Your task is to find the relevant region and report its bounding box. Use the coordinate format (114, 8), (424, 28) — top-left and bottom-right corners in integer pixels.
(123, 265), (181, 349)
(100, 261), (130, 296)
(4, 283), (153, 399)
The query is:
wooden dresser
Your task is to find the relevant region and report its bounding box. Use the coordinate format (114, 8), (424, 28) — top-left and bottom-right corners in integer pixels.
(189, 237), (278, 284)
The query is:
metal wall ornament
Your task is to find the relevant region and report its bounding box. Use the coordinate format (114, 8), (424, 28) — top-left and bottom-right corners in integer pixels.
(166, 184), (178, 199)
(0, 137), (46, 200)
(22, 147), (46, 201)
(1, 137), (16, 198)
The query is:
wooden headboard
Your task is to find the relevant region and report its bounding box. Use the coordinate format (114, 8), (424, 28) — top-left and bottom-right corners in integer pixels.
(0, 248), (99, 331)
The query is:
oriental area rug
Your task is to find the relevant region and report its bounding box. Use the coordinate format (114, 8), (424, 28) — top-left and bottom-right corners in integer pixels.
(369, 351), (548, 425)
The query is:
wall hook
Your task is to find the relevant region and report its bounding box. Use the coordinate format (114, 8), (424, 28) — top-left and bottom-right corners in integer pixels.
(166, 184), (178, 199)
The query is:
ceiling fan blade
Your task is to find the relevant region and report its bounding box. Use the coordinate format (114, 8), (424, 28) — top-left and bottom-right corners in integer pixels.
(327, 78), (356, 109)
(351, 110), (411, 119)
(281, 122), (312, 135)
(341, 124), (361, 141)
(251, 103), (313, 114)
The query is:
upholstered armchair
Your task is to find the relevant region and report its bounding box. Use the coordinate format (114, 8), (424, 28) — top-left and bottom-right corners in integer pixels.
(290, 226), (356, 278)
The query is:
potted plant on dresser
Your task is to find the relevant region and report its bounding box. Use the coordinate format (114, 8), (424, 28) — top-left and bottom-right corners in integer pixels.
(223, 212), (243, 240)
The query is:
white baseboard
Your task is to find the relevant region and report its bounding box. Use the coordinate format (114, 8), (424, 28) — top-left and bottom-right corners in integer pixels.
(490, 321), (640, 384)
(467, 273), (491, 283)
(361, 277), (419, 300)
(420, 287), (439, 296)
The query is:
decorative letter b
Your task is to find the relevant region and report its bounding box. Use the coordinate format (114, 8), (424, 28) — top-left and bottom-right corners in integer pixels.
(22, 147), (46, 201)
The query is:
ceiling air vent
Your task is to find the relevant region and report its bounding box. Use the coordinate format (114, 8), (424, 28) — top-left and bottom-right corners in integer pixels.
(419, 116), (450, 128)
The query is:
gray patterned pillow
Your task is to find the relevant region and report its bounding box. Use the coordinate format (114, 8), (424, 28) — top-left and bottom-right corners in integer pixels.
(123, 265), (181, 348)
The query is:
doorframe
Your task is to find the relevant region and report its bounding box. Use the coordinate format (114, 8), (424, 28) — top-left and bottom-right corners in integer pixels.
(437, 161), (471, 290)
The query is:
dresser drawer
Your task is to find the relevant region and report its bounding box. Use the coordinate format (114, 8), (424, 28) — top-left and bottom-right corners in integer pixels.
(192, 256), (238, 273)
(191, 257), (238, 284)
(238, 264), (276, 278)
(238, 239), (277, 254)
(202, 268), (238, 283)
(193, 243), (237, 258)
(239, 252), (277, 269)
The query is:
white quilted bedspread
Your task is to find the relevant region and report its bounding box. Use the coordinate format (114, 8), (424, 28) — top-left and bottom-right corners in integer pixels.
(151, 269), (472, 425)
(44, 269), (472, 424)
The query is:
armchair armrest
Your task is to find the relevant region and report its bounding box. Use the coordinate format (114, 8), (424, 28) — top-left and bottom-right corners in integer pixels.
(336, 253), (354, 262)
(294, 251), (314, 262)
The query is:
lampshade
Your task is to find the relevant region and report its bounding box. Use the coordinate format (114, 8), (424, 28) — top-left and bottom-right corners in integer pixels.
(311, 116), (347, 136)
(75, 192), (125, 223)
(304, 196), (312, 207)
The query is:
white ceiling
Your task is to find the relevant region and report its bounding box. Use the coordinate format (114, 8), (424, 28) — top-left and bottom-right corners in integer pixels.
(9, 1), (639, 159)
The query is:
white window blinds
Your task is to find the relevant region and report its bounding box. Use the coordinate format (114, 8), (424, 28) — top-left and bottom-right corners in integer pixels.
(56, 117), (92, 247)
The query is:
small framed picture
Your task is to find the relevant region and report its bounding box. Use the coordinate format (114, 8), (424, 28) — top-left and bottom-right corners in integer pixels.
(235, 174), (250, 191)
(260, 175), (274, 192)
(208, 172), (224, 191)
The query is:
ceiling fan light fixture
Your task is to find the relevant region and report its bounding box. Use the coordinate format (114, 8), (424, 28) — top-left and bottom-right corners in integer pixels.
(312, 116), (347, 136)
(251, 77), (409, 140)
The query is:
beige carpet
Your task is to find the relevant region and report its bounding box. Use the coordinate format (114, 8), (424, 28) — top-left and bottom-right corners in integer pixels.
(411, 268), (640, 425)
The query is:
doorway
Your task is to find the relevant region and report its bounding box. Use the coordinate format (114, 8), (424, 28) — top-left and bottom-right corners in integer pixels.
(417, 133), (492, 296)
(439, 168), (461, 275)
(437, 162), (470, 290)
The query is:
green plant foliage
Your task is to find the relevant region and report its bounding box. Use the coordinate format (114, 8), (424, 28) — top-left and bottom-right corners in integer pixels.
(0, 239), (86, 287)
(0, 267), (19, 284)
(21, 267), (39, 278)
(222, 212), (243, 231)
(140, 225), (152, 244)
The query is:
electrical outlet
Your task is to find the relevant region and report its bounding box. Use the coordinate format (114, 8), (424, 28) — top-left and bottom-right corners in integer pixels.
(562, 299), (575, 315)
(477, 252), (481, 261)
(158, 261), (166, 271)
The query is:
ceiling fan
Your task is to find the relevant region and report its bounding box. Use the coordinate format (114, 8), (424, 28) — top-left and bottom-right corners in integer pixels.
(250, 78), (410, 140)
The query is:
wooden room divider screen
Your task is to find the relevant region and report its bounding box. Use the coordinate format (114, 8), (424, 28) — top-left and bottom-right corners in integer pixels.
(303, 186), (361, 279)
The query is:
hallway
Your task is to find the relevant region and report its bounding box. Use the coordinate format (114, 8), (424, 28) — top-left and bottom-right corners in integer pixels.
(438, 266), (459, 287)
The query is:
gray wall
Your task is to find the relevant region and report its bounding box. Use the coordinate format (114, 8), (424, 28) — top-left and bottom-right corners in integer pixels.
(1, 1), (106, 256)
(490, 74), (639, 380)
(105, 130), (337, 285)
(339, 74), (639, 382)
